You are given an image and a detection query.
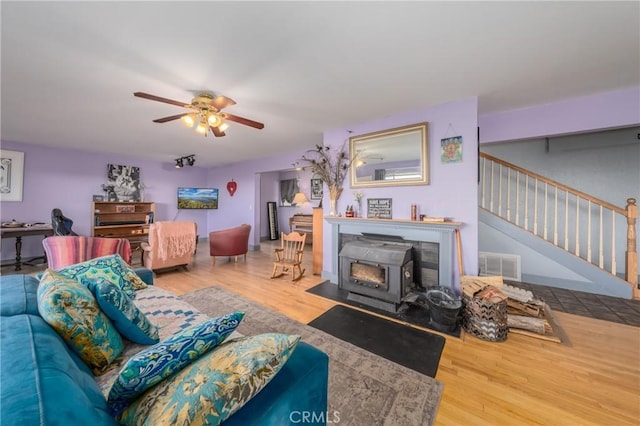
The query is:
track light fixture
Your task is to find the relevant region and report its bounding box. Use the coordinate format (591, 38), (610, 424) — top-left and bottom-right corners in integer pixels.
(175, 155), (195, 169)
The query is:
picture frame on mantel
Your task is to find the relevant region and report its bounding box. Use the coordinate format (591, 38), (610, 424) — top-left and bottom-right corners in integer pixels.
(0, 149), (25, 202)
(367, 198), (392, 219)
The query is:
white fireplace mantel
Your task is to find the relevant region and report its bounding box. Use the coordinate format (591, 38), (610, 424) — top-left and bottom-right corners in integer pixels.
(325, 217), (461, 289)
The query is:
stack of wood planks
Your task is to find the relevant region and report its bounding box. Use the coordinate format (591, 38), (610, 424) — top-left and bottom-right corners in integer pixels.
(461, 276), (562, 343)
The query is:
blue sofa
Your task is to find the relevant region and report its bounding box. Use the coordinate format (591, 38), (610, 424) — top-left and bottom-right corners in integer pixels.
(0, 273), (329, 425)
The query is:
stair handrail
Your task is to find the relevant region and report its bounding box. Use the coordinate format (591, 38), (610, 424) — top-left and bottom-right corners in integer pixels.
(480, 152), (637, 291)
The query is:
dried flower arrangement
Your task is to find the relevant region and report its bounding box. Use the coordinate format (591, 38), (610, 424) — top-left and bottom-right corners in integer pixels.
(300, 142), (356, 203)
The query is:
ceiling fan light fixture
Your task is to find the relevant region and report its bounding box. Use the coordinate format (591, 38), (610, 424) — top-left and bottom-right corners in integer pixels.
(195, 120), (208, 135)
(181, 113), (196, 128)
(218, 121), (229, 132)
(207, 112), (221, 127)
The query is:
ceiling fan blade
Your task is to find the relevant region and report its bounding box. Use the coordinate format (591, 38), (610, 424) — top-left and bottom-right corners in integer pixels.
(134, 92), (189, 108)
(153, 113), (189, 123)
(210, 95), (236, 111)
(210, 126), (226, 137)
(223, 113), (265, 129)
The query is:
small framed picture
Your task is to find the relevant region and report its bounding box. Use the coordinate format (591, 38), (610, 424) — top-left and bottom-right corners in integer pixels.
(93, 195), (105, 202)
(310, 178), (323, 200)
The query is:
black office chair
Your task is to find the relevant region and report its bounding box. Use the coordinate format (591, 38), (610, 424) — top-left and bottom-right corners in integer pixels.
(51, 208), (78, 236)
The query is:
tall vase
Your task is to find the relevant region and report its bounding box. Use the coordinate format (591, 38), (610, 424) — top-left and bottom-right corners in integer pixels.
(329, 198), (338, 216)
(328, 185), (342, 216)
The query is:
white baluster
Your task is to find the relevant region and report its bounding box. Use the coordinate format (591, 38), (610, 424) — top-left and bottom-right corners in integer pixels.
(599, 205), (604, 269)
(564, 191), (569, 250)
(533, 179), (538, 235)
(498, 164), (503, 217)
(515, 172), (520, 226)
(575, 196), (580, 257)
(544, 182), (548, 240)
(611, 214), (616, 275)
(553, 186), (558, 245)
(587, 200), (592, 262)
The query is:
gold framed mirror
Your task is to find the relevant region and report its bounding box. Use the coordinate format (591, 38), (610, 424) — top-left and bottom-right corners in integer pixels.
(350, 122), (429, 188)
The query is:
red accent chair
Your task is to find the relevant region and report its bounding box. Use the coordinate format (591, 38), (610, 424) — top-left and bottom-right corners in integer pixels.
(43, 236), (132, 269)
(209, 224), (251, 265)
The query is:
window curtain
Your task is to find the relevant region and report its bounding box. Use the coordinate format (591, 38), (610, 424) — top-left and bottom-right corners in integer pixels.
(280, 179), (299, 206)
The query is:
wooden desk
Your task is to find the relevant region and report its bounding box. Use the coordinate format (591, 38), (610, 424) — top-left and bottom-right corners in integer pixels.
(0, 225), (54, 271)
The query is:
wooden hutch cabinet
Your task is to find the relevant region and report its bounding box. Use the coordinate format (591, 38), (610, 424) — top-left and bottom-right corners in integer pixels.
(91, 201), (155, 240)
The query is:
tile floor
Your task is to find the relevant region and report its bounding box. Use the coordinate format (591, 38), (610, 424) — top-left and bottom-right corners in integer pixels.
(509, 281), (640, 327)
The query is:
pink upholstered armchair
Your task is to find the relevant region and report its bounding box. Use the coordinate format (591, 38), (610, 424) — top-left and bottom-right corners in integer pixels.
(209, 224), (251, 265)
(141, 221), (197, 271)
(43, 236), (132, 269)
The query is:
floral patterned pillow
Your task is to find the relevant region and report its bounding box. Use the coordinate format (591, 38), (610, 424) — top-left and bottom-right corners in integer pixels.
(85, 278), (159, 345)
(117, 333), (300, 425)
(56, 254), (137, 299)
(37, 269), (124, 374)
(108, 311), (245, 417)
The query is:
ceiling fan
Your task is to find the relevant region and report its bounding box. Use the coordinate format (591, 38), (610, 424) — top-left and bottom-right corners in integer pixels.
(133, 92), (264, 137)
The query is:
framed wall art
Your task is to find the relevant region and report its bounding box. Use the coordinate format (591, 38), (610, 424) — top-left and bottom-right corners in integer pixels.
(0, 149), (25, 202)
(310, 178), (323, 200)
(441, 136), (463, 163)
(107, 164), (142, 202)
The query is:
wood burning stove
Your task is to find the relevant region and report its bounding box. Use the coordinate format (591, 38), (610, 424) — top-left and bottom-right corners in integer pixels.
(339, 240), (415, 312)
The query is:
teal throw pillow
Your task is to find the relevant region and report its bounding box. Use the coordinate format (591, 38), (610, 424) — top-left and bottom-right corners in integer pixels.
(85, 278), (159, 345)
(117, 333), (300, 425)
(108, 311), (245, 417)
(56, 254), (137, 299)
(37, 269), (124, 374)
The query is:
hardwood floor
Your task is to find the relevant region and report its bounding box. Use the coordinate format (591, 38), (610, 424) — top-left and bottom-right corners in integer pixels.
(10, 240), (640, 425)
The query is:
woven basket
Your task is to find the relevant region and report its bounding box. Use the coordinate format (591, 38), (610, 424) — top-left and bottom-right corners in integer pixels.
(462, 293), (508, 342)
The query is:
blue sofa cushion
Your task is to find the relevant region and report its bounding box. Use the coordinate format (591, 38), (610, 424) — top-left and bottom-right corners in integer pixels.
(117, 333), (300, 425)
(85, 278), (159, 345)
(0, 274), (40, 317)
(38, 269), (124, 373)
(133, 267), (154, 286)
(0, 314), (117, 425)
(55, 254), (138, 299)
(108, 312), (244, 417)
(224, 341), (330, 426)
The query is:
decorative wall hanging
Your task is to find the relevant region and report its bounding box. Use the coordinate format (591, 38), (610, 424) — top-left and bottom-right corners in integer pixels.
(441, 136), (463, 163)
(440, 123), (463, 164)
(0, 149), (24, 202)
(107, 164), (142, 202)
(226, 179), (237, 197)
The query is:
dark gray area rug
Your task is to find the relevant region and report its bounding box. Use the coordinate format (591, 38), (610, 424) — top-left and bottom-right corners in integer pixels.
(308, 305), (445, 378)
(306, 280), (462, 337)
(181, 286), (443, 426)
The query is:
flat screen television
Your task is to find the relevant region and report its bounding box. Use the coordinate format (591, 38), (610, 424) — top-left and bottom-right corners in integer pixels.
(177, 187), (219, 209)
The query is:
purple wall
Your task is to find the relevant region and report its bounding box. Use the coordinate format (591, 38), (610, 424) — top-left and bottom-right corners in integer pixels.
(0, 141), (208, 261)
(322, 97), (480, 283)
(204, 149), (312, 248)
(479, 87), (640, 143)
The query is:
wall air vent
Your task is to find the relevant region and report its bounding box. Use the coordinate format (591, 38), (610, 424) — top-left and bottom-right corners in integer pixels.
(479, 252), (521, 282)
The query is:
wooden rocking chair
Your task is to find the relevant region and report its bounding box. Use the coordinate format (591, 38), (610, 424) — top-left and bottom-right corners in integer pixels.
(271, 231), (307, 281)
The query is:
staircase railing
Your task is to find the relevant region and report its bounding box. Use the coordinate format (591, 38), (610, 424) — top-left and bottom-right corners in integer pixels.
(479, 152), (638, 295)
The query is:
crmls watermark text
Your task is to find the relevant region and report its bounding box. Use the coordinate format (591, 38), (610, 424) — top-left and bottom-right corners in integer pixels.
(289, 411), (341, 424)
